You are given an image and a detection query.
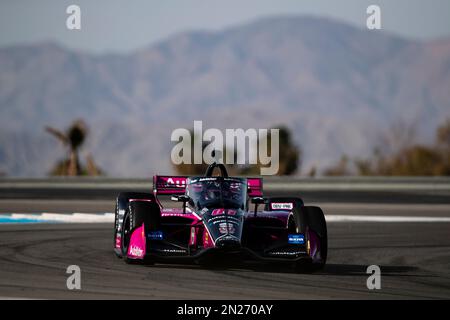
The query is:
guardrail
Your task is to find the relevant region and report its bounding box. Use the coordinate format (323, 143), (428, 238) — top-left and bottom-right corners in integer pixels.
(1, 177), (450, 193)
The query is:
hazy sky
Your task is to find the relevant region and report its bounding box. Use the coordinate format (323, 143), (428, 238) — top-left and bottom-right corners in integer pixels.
(1, 0), (450, 53)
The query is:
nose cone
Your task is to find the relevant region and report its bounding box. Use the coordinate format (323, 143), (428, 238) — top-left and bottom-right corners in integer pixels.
(215, 236), (241, 250)
(202, 208), (244, 248)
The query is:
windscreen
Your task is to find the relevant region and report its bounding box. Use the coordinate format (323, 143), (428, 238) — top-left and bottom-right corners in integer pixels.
(186, 177), (247, 210)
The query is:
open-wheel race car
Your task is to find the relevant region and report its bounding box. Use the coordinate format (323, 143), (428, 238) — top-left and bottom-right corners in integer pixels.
(113, 163), (327, 272)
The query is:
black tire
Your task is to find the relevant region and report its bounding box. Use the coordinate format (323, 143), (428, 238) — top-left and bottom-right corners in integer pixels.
(299, 206), (328, 272)
(121, 211), (131, 262)
(114, 192), (155, 258)
(121, 200), (161, 264)
(290, 205), (308, 235)
(269, 197), (321, 272)
(267, 197), (308, 234)
(272, 200), (326, 272)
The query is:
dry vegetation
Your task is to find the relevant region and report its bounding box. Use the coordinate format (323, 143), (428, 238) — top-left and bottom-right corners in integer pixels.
(325, 119), (450, 176)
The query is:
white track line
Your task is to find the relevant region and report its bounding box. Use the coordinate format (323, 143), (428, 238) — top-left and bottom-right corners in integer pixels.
(1, 213), (450, 223)
(326, 215), (450, 223)
(8, 213), (114, 223)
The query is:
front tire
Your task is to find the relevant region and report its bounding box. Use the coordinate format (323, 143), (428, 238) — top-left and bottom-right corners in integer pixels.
(114, 192), (155, 257)
(121, 200), (161, 264)
(295, 206), (327, 272)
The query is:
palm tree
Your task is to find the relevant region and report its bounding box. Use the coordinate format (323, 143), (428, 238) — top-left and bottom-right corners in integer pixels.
(45, 119), (101, 176)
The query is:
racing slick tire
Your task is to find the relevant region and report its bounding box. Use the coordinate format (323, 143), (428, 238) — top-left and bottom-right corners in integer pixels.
(121, 199), (161, 264)
(295, 206), (328, 272)
(114, 192), (155, 258)
(267, 197), (326, 272)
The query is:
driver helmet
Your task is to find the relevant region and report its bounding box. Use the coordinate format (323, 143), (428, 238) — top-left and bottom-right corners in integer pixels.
(204, 181), (221, 200)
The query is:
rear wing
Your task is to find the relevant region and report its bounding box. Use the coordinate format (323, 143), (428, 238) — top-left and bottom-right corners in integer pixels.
(247, 178), (263, 197)
(153, 176), (187, 196)
(153, 175), (263, 197)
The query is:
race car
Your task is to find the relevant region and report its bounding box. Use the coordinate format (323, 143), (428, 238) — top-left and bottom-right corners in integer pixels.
(113, 163), (327, 272)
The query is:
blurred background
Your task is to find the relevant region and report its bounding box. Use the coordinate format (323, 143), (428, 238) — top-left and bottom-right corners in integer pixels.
(1, 0), (450, 177)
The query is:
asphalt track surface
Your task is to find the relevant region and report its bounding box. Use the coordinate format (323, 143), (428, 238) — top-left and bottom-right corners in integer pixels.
(0, 192), (450, 299)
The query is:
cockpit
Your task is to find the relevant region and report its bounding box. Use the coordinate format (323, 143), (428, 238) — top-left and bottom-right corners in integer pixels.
(186, 177), (247, 210)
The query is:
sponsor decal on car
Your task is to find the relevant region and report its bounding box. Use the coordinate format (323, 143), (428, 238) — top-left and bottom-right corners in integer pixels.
(210, 216), (240, 224)
(267, 251), (305, 256)
(147, 231), (164, 240)
(190, 227), (197, 246)
(160, 249), (186, 253)
(271, 202), (293, 210)
(288, 233), (305, 244)
(217, 234), (240, 242)
(129, 245), (144, 257)
(219, 222), (236, 234)
(115, 234), (121, 249)
(212, 209), (226, 216)
(208, 217), (225, 223)
(197, 177), (219, 182)
(165, 177), (186, 186)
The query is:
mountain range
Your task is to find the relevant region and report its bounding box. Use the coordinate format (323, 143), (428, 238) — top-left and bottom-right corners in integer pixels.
(1, 15), (450, 177)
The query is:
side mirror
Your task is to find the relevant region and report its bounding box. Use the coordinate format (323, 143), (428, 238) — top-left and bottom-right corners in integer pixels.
(251, 197), (265, 205)
(251, 197), (266, 217)
(171, 195), (190, 214)
(171, 195), (190, 203)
